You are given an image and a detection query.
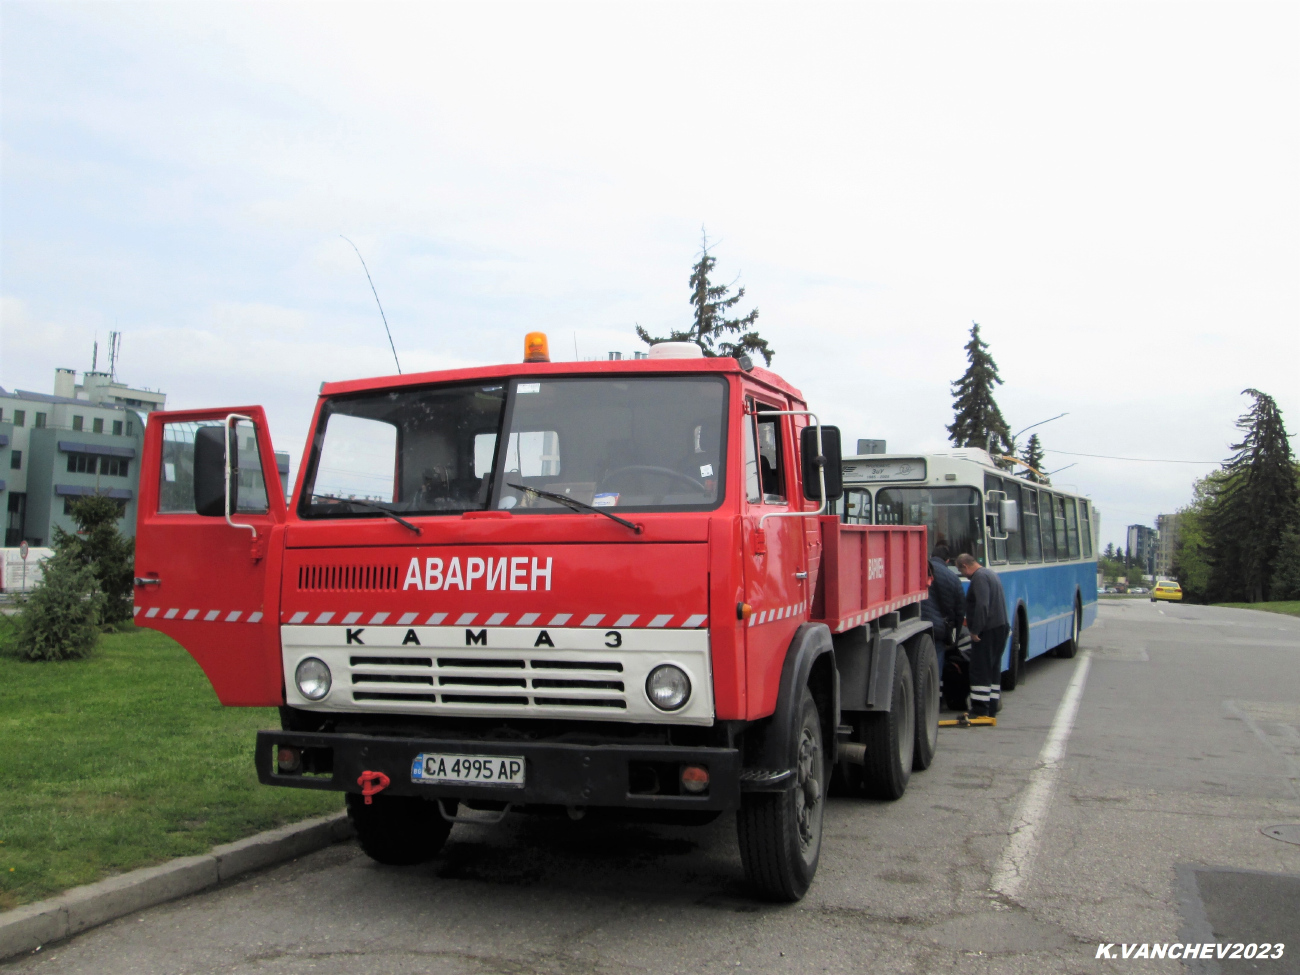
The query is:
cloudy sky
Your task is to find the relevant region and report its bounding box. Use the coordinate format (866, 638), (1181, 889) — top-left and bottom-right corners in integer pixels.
(2, 2), (1296, 550)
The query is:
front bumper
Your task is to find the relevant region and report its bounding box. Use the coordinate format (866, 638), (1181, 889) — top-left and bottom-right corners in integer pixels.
(256, 730), (742, 811)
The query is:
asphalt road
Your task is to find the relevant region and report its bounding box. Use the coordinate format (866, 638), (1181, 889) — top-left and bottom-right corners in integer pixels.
(8, 600), (1299, 974)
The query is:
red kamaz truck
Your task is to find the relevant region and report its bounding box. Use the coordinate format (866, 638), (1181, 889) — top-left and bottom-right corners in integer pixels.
(134, 337), (935, 901)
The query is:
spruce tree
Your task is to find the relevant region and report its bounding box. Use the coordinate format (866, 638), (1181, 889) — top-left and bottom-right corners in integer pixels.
(54, 495), (135, 623)
(637, 232), (771, 364)
(947, 322), (1011, 456)
(1205, 389), (1298, 602)
(1019, 434), (1046, 482)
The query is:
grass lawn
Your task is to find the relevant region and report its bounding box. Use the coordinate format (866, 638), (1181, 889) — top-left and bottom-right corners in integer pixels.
(1213, 601), (1300, 617)
(0, 624), (341, 910)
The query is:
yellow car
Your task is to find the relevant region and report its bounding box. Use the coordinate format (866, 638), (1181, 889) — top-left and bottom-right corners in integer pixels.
(1151, 581), (1183, 602)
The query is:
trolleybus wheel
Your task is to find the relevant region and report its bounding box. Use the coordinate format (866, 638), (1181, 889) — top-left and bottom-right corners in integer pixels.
(860, 647), (915, 800)
(737, 686), (825, 901)
(1054, 599), (1081, 659)
(347, 793), (454, 866)
(1002, 620), (1026, 691)
(912, 634), (939, 771)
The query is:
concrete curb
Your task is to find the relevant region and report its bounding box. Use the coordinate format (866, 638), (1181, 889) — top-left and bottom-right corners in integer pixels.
(0, 811), (354, 962)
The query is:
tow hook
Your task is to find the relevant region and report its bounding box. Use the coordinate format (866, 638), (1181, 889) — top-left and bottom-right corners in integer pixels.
(357, 770), (391, 804)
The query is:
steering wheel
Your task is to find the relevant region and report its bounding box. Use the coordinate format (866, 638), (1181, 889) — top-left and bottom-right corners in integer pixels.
(602, 465), (711, 495)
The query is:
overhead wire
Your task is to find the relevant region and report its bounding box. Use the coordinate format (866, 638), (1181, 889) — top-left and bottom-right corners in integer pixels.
(1042, 449), (1221, 465)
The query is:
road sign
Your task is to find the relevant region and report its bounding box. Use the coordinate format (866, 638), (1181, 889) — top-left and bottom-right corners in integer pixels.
(19, 540), (28, 561)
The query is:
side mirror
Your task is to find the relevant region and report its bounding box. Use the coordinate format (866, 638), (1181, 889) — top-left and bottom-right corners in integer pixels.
(194, 425), (235, 517)
(999, 499), (1019, 532)
(801, 424), (843, 502)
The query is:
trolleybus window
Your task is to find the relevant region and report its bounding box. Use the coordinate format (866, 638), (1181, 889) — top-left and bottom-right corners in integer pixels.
(1080, 500), (1093, 557)
(1053, 494), (1069, 560)
(984, 474), (1010, 564)
(836, 488), (871, 525)
(1022, 487), (1043, 562)
(1004, 480), (1025, 563)
(1041, 492), (1058, 561)
(875, 486), (983, 562)
(1065, 497), (1080, 559)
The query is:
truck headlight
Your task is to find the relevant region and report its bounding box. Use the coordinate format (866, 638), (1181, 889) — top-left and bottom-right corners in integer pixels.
(646, 665), (691, 711)
(295, 657), (332, 701)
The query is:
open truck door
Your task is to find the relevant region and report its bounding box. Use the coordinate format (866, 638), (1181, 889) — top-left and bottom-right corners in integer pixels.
(134, 407), (287, 706)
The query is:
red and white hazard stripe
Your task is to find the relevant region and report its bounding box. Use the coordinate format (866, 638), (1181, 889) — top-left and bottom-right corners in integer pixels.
(134, 605), (264, 623)
(279, 609), (710, 629)
(747, 601), (808, 627)
(831, 592), (927, 633)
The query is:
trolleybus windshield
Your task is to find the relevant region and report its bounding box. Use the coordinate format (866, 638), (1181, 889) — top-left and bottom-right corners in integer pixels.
(874, 486), (984, 562)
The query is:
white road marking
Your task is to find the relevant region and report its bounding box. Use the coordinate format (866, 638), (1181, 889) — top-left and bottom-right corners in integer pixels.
(990, 649), (1093, 902)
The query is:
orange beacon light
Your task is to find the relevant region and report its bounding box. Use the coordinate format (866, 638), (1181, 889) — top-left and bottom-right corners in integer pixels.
(524, 332), (550, 363)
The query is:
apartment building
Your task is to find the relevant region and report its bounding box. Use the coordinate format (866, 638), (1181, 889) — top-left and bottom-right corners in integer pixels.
(2, 369), (288, 546)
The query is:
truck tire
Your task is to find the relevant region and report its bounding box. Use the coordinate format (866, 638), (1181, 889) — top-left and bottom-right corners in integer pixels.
(1054, 599), (1081, 659)
(912, 634), (939, 771)
(347, 793), (453, 866)
(737, 686), (825, 902)
(860, 647), (914, 800)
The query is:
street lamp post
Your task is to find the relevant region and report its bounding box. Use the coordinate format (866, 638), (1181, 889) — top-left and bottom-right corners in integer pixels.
(1009, 413), (1069, 454)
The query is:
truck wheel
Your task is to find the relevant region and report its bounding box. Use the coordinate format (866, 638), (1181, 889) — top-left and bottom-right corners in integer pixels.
(1054, 600), (1081, 659)
(346, 793), (453, 866)
(860, 648), (914, 800)
(736, 686), (825, 901)
(912, 635), (939, 771)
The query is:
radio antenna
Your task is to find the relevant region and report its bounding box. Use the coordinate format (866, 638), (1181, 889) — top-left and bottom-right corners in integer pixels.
(340, 235), (402, 374)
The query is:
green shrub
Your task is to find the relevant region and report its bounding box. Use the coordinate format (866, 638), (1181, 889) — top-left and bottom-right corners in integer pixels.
(13, 553), (104, 661)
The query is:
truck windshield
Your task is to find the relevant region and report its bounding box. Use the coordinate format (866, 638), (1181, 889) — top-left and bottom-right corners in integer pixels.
(299, 375), (728, 518)
(495, 376), (727, 512)
(874, 486), (985, 562)
(302, 383), (508, 517)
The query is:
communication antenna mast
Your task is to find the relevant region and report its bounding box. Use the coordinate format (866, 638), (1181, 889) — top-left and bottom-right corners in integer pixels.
(340, 236), (402, 375)
(108, 331), (122, 381)
(92, 339), (98, 373)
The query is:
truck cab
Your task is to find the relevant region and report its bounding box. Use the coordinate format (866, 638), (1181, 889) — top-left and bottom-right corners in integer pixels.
(134, 339), (935, 901)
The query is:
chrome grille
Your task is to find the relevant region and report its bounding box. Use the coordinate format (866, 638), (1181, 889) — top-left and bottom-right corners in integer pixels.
(345, 650), (627, 710)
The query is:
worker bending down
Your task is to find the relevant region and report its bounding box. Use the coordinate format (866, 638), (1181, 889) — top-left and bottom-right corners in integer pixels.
(956, 553), (1009, 719)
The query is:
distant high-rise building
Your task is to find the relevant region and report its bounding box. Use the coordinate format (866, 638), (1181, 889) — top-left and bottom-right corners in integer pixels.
(1155, 513), (1180, 580)
(1126, 524), (1158, 579)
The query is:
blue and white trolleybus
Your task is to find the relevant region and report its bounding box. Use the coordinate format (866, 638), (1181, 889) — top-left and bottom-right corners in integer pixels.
(836, 448), (1098, 692)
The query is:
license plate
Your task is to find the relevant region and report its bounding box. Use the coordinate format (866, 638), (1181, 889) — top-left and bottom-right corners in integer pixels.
(411, 753), (525, 787)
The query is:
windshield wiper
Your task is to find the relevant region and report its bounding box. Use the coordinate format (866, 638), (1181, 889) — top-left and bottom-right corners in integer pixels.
(507, 483), (643, 534)
(309, 494), (422, 535)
